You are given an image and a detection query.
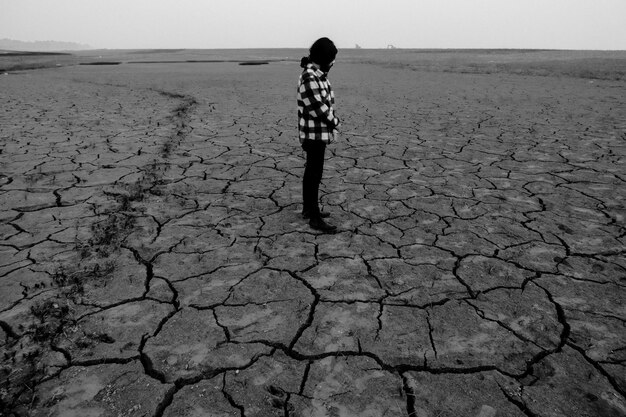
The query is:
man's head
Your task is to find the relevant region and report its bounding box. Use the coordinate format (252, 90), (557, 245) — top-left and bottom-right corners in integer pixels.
(309, 37), (337, 73)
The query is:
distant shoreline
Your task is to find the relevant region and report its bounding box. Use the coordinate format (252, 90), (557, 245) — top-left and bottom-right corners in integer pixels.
(0, 51), (71, 56)
(3, 47), (626, 54)
(2, 48), (625, 81)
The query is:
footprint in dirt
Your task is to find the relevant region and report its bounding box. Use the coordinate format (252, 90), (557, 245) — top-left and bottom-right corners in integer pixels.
(266, 385), (294, 413)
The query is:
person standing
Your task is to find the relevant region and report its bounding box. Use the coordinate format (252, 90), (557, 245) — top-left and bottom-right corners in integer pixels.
(297, 37), (340, 233)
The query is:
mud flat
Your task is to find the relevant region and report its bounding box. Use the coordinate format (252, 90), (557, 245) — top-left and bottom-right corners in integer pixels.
(1, 50), (625, 416)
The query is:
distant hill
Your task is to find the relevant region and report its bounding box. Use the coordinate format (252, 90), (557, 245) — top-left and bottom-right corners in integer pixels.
(0, 38), (91, 52)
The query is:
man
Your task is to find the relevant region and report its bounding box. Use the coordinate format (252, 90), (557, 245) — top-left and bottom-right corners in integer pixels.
(297, 37), (340, 233)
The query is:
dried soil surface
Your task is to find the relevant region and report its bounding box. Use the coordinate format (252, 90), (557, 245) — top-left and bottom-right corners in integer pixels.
(1, 56), (625, 416)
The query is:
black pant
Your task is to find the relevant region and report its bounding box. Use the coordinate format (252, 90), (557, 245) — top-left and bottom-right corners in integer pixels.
(302, 139), (326, 218)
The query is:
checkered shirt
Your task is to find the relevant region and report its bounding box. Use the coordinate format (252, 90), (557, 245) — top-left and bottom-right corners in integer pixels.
(297, 63), (340, 143)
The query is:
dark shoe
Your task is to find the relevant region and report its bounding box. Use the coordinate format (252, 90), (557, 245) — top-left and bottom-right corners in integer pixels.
(302, 210), (330, 219)
(309, 217), (337, 233)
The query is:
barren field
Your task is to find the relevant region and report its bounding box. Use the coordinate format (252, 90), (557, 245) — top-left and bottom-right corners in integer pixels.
(1, 50), (625, 416)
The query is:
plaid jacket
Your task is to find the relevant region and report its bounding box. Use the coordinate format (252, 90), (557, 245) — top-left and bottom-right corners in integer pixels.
(297, 63), (340, 143)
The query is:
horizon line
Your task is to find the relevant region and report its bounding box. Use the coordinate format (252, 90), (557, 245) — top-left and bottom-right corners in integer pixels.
(3, 47), (626, 53)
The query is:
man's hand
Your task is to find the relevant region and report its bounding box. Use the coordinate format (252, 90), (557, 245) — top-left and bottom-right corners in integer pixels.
(332, 129), (340, 143)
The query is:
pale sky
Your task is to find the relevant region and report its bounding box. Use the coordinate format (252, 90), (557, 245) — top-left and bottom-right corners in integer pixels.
(1, 0), (625, 50)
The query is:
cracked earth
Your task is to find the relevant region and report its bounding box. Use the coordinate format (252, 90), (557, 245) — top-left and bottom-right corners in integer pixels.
(1, 58), (625, 416)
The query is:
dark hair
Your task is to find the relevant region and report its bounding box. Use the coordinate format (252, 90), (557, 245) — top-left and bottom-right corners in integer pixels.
(300, 37), (337, 68)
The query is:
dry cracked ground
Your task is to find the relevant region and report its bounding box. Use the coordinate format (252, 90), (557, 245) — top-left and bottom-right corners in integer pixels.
(1, 59), (625, 416)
